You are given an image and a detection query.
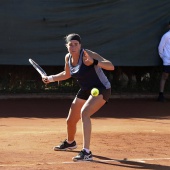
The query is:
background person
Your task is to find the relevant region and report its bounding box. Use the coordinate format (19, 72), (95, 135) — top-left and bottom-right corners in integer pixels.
(158, 21), (170, 102)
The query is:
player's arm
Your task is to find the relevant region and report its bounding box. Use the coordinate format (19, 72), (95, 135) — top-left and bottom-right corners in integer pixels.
(83, 49), (114, 71)
(42, 54), (71, 83)
(158, 35), (166, 59)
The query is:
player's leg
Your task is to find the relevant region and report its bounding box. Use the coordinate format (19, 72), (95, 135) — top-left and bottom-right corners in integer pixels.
(81, 95), (106, 150)
(73, 88), (111, 161)
(160, 72), (169, 92)
(54, 97), (86, 151)
(72, 95), (105, 161)
(158, 72), (169, 101)
(158, 65), (170, 102)
(66, 97), (85, 142)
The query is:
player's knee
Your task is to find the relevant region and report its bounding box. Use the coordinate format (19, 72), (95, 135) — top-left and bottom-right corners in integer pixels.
(162, 73), (169, 80)
(66, 118), (75, 127)
(66, 115), (80, 126)
(81, 108), (90, 120)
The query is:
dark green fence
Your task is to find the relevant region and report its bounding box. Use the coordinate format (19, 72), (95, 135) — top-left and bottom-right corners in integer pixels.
(0, 65), (169, 95)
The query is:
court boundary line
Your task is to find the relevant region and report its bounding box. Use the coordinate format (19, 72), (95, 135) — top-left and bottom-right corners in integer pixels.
(62, 157), (170, 164)
(62, 159), (145, 164)
(132, 157), (170, 161)
(1, 157), (170, 167)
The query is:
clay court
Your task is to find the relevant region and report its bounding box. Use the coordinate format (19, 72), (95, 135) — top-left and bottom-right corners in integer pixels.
(0, 97), (170, 170)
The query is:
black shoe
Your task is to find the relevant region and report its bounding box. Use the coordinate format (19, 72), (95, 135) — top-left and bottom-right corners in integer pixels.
(53, 139), (77, 151)
(72, 149), (93, 162)
(157, 94), (165, 102)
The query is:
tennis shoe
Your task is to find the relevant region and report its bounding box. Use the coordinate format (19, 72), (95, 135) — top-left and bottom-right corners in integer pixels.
(157, 94), (165, 102)
(72, 149), (93, 162)
(53, 139), (77, 151)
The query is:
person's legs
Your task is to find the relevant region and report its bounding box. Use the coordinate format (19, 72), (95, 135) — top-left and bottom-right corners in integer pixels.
(81, 95), (106, 150)
(54, 97), (85, 151)
(66, 97), (85, 142)
(159, 72), (169, 92)
(158, 72), (169, 102)
(72, 94), (106, 161)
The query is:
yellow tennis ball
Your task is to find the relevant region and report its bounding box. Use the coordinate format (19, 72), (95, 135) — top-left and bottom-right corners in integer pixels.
(91, 88), (99, 97)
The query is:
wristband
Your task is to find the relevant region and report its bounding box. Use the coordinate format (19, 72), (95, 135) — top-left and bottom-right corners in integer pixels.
(48, 75), (54, 82)
(93, 59), (98, 66)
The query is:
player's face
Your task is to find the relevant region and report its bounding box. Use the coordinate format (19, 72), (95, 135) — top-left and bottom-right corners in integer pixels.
(66, 40), (81, 56)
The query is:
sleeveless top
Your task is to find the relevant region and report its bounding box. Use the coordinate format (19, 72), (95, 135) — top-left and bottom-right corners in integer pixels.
(68, 49), (111, 90)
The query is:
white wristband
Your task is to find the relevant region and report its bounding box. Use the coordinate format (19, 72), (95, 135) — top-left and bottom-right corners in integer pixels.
(48, 75), (54, 82)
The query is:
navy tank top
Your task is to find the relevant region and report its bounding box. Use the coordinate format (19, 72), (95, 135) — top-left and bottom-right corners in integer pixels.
(68, 49), (111, 90)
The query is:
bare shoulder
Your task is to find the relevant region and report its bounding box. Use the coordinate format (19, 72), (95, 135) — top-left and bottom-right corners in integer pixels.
(85, 49), (97, 55)
(85, 49), (105, 61)
(65, 53), (70, 63)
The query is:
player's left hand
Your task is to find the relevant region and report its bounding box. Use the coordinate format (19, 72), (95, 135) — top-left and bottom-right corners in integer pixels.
(83, 50), (94, 66)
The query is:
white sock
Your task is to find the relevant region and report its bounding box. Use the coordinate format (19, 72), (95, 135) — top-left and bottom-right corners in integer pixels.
(66, 140), (74, 144)
(83, 148), (90, 153)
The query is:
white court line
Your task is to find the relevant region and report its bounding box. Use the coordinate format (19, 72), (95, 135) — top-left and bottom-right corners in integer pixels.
(63, 157), (170, 164)
(0, 162), (57, 167)
(62, 159), (145, 164)
(132, 157), (170, 161)
(63, 160), (118, 164)
(0, 164), (35, 167)
(1, 158), (170, 167)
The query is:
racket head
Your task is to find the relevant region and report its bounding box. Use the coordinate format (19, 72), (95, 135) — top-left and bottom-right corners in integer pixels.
(29, 58), (47, 77)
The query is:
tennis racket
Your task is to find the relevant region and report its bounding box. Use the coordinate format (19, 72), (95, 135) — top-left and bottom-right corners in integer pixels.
(29, 58), (47, 77)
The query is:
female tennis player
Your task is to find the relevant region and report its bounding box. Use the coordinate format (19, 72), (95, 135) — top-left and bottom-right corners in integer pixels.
(42, 33), (114, 161)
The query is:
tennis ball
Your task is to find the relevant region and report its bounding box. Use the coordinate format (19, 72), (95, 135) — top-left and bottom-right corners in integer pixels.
(91, 88), (99, 97)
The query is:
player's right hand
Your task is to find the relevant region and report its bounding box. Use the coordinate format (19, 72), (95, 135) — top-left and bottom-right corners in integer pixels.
(42, 76), (50, 84)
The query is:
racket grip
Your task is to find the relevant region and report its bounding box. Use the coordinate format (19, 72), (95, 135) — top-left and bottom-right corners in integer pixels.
(48, 75), (54, 82)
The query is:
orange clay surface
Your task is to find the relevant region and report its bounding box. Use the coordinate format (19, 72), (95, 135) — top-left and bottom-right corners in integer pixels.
(0, 98), (170, 170)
